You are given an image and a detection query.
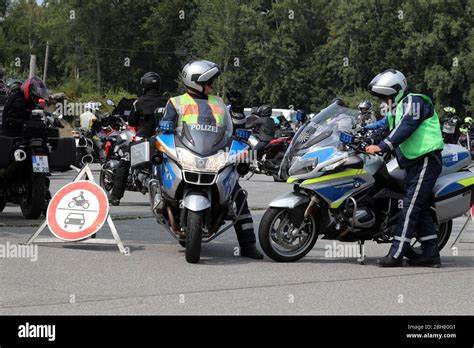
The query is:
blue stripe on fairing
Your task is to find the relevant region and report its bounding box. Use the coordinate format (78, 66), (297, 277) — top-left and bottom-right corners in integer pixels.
(156, 133), (175, 149)
(436, 182), (463, 197)
(302, 147), (335, 162)
(443, 151), (469, 167)
(161, 159), (176, 190)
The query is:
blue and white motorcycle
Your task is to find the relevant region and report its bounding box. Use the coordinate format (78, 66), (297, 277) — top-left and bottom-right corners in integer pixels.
(259, 102), (474, 262)
(131, 117), (251, 263)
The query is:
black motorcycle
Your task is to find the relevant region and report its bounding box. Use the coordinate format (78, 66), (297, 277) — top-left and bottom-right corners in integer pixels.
(0, 109), (74, 219)
(246, 116), (294, 182)
(99, 127), (151, 197)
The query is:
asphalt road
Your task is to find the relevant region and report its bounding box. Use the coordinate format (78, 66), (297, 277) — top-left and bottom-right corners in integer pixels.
(1, 165), (473, 315)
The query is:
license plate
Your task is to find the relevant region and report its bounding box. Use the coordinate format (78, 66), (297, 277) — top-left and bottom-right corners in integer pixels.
(32, 155), (49, 173)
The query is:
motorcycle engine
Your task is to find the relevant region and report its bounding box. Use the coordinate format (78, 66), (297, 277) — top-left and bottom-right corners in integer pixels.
(343, 202), (376, 229)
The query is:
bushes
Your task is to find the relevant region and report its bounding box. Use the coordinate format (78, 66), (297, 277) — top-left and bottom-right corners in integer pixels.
(50, 79), (137, 114)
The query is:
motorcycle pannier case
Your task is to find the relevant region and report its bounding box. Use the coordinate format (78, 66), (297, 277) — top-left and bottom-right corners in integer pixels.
(0, 136), (15, 168)
(130, 138), (155, 168)
(433, 171), (474, 222)
(49, 137), (76, 172)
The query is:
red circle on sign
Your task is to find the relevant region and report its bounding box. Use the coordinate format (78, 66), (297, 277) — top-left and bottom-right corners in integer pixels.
(47, 180), (109, 241)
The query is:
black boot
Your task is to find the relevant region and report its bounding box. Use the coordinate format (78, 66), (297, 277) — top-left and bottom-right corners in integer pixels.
(240, 243), (264, 259)
(376, 255), (403, 267)
(109, 196), (120, 206)
(407, 256), (441, 268)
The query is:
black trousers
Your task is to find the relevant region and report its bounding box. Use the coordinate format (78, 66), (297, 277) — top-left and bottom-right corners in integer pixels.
(389, 152), (442, 259)
(233, 182), (256, 246)
(254, 141), (269, 160)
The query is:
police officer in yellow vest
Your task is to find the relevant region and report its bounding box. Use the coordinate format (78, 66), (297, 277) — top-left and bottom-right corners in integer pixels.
(161, 60), (263, 259)
(365, 69), (444, 267)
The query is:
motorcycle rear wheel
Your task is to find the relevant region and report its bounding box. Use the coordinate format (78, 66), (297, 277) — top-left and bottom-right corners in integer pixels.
(259, 207), (318, 262)
(20, 173), (46, 219)
(185, 210), (203, 263)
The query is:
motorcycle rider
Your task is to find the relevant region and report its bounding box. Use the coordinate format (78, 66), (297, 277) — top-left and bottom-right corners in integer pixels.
(249, 104), (276, 159)
(160, 59), (263, 259)
(365, 69), (444, 268)
(357, 100), (376, 126)
(109, 71), (168, 206)
(1, 76), (48, 137)
(79, 102), (106, 163)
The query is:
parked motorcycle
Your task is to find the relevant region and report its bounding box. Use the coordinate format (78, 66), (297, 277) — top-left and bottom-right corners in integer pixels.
(73, 112), (125, 167)
(246, 113), (294, 182)
(259, 101), (474, 262)
(247, 134), (292, 182)
(99, 125), (152, 197)
(0, 109), (74, 219)
(137, 118), (251, 263)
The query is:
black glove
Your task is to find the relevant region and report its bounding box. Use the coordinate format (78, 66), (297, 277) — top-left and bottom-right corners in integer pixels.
(226, 88), (243, 114)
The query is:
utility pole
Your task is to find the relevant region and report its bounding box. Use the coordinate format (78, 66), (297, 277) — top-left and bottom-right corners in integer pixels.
(43, 41), (50, 83)
(29, 55), (37, 78)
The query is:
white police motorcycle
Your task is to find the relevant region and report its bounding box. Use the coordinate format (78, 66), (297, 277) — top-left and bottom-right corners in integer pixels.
(259, 102), (474, 262)
(131, 116), (251, 263)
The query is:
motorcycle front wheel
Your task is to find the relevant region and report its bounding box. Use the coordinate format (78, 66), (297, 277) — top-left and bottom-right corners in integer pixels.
(258, 206), (318, 262)
(21, 173), (46, 219)
(185, 210), (203, 263)
(99, 165), (115, 198)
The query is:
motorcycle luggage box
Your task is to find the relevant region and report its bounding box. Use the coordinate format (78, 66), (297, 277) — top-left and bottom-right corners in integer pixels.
(433, 171), (474, 222)
(440, 144), (471, 176)
(49, 137), (76, 172)
(130, 138), (155, 168)
(0, 136), (14, 168)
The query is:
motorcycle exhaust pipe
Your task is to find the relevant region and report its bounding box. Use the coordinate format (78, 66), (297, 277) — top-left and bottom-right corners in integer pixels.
(304, 195), (319, 218)
(166, 205), (180, 235)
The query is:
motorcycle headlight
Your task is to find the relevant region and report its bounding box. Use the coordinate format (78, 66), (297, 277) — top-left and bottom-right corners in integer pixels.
(176, 147), (228, 172)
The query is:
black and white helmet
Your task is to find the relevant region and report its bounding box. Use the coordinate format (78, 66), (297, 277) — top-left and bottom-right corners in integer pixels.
(182, 60), (221, 93)
(358, 100), (373, 113)
(368, 69), (407, 99)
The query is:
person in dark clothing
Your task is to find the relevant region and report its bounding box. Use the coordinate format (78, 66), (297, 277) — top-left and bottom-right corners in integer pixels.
(1, 76), (48, 137)
(110, 72), (168, 205)
(247, 104), (275, 159)
(160, 60), (263, 260)
(365, 69), (444, 268)
(128, 72), (168, 138)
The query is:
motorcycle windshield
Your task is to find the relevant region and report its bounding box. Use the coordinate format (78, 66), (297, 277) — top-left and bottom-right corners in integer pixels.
(281, 102), (358, 175)
(176, 102), (233, 157)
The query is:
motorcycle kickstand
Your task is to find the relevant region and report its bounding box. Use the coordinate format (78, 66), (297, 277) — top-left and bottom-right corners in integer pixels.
(357, 240), (366, 265)
(246, 172), (255, 180)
